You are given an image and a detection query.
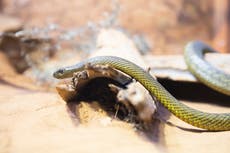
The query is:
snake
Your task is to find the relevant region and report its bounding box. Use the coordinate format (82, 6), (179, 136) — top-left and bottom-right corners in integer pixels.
(53, 41), (230, 131)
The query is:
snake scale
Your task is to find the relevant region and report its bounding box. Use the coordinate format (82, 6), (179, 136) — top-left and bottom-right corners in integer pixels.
(53, 41), (230, 131)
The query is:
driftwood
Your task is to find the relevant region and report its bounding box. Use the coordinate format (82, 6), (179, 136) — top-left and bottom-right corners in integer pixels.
(56, 29), (157, 125)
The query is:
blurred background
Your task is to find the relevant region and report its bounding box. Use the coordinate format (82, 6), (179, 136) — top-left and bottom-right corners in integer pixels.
(1, 1), (230, 152)
(0, 0), (229, 82)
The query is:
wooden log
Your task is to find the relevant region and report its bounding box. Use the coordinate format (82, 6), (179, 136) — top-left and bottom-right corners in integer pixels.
(56, 28), (157, 125)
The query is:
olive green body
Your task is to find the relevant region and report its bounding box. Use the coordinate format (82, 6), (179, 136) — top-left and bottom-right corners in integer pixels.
(53, 41), (230, 131)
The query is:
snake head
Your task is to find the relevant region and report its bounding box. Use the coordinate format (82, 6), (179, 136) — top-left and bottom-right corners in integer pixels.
(53, 68), (66, 79)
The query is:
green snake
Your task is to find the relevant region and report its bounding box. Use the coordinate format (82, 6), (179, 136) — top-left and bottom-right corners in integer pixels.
(53, 41), (230, 131)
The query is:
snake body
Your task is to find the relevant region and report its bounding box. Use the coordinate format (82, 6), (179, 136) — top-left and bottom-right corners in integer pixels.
(53, 41), (230, 131)
(185, 41), (230, 96)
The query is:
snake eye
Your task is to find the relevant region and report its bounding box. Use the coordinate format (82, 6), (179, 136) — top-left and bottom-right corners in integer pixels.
(57, 69), (64, 74)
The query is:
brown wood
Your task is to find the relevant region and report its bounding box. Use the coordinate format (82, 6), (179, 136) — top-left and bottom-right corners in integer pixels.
(213, 0), (230, 53)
